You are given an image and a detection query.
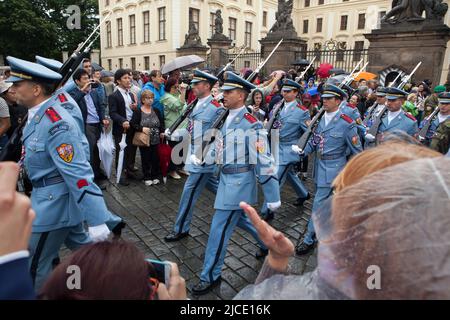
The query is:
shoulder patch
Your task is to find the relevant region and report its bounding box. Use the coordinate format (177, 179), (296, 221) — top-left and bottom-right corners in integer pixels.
(340, 114), (354, 124)
(211, 99), (221, 108)
(58, 93), (68, 103)
(404, 112), (417, 122)
(297, 104), (308, 112)
(45, 107), (62, 123)
(244, 113), (257, 124)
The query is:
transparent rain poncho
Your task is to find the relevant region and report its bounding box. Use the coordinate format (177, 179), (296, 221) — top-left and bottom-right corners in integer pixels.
(235, 157), (450, 300)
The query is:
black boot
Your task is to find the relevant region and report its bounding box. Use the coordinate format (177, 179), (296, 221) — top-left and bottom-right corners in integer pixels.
(294, 193), (311, 207)
(295, 241), (315, 256)
(164, 232), (189, 242)
(263, 210), (275, 222)
(191, 277), (222, 295)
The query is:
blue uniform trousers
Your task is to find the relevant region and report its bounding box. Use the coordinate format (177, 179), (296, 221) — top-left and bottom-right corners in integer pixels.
(200, 209), (267, 283)
(29, 224), (91, 292)
(302, 186), (333, 245)
(173, 172), (219, 234)
(261, 164), (308, 215)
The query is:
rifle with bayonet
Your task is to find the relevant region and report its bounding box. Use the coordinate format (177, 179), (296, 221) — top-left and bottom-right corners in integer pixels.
(418, 106), (440, 143)
(216, 46), (247, 80)
(246, 38), (283, 83)
(295, 56), (316, 83)
(295, 59), (366, 151)
(366, 61), (422, 143)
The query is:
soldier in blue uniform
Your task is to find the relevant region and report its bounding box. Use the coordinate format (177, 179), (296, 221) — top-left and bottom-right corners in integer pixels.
(191, 72), (281, 295)
(419, 92), (450, 146)
(36, 56), (125, 234)
(164, 70), (225, 242)
(340, 84), (366, 142)
(5, 56), (120, 291)
(365, 87), (419, 147)
(292, 84), (362, 255)
(363, 87), (387, 127)
(35, 56), (86, 135)
(261, 79), (310, 221)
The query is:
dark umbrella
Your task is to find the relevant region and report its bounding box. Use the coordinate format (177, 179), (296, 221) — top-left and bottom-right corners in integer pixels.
(329, 68), (346, 75)
(92, 62), (104, 72)
(292, 58), (310, 66)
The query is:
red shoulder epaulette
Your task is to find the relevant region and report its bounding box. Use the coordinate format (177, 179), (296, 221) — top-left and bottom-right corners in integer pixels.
(404, 112), (417, 122)
(58, 93), (68, 103)
(297, 104), (308, 112)
(244, 113), (257, 124)
(340, 114), (353, 124)
(45, 107), (62, 123)
(347, 103), (357, 109)
(211, 100), (221, 108)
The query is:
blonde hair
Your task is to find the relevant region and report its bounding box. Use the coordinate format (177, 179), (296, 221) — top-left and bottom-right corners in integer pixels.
(407, 93), (417, 102)
(140, 90), (155, 104)
(332, 142), (442, 193)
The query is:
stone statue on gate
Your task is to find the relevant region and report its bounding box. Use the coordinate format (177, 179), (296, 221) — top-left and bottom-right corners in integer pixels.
(214, 10), (223, 35)
(381, 0), (448, 24)
(210, 9), (230, 41)
(268, 0), (297, 37)
(183, 22), (203, 47)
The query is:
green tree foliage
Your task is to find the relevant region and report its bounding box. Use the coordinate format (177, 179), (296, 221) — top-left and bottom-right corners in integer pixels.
(0, 0), (99, 62)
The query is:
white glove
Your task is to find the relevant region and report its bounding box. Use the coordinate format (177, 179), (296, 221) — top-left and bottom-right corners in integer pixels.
(164, 128), (171, 137)
(291, 145), (304, 155)
(365, 133), (375, 142)
(169, 129), (182, 141)
(267, 201), (281, 211)
(190, 154), (203, 166)
(88, 224), (111, 243)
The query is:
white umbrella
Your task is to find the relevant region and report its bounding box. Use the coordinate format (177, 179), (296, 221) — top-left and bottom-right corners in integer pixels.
(115, 133), (127, 184)
(98, 128), (115, 179)
(161, 55), (205, 75)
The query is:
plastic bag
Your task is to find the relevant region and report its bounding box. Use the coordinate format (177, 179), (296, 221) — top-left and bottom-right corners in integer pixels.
(97, 128), (115, 179)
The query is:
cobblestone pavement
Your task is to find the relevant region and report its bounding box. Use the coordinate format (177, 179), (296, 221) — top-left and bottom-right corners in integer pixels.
(100, 160), (318, 300)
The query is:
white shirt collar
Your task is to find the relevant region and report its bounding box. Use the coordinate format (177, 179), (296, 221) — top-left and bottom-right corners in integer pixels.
(438, 112), (449, 123)
(387, 110), (402, 122)
(117, 86), (130, 95)
(324, 110), (339, 126)
(197, 95), (211, 106)
(225, 105), (246, 128)
(28, 98), (51, 124)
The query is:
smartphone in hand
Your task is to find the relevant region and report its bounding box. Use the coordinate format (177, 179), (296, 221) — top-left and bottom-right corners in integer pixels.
(146, 259), (172, 286)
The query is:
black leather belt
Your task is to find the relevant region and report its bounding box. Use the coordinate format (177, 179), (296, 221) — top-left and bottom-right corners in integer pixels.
(222, 165), (254, 174)
(32, 175), (65, 188)
(317, 153), (342, 161)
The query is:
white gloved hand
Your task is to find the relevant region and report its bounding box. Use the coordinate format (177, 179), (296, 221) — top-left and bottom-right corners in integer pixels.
(190, 154), (203, 166)
(291, 145), (304, 155)
(365, 133), (375, 142)
(169, 129), (182, 142)
(88, 224), (111, 243)
(267, 201), (281, 211)
(164, 128), (171, 137)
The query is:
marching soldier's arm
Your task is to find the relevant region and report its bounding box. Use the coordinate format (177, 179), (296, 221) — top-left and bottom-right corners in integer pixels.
(46, 119), (111, 227)
(299, 109), (311, 133)
(252, 124), (280, 204)
(409, 121), (419, 137)
(345, 123), (363, 155)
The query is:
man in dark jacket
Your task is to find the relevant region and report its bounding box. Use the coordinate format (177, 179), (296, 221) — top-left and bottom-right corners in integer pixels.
(108, 69), (138, 186)
(69, 69), (110, 187)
